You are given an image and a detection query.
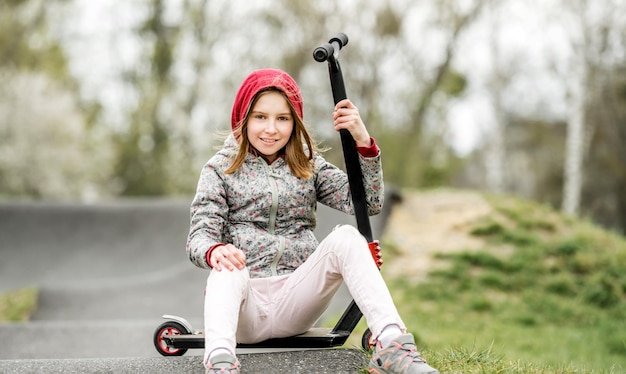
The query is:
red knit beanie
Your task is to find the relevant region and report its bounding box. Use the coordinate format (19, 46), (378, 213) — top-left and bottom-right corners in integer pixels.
(231, 68), (303, 132)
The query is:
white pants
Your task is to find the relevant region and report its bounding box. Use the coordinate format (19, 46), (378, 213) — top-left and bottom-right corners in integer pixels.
(203, 225), (406, 364)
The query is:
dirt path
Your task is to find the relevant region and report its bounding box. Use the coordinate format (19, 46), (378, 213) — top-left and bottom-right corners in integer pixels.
(382, 189), (493, 282)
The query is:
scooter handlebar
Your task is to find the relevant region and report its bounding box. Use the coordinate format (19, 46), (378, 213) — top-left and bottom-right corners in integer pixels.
(313, 33), (349, 62)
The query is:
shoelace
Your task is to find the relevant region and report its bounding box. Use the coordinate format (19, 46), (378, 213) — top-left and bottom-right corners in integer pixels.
(401, 344), (427, 363)
(375, 341), (428, 367)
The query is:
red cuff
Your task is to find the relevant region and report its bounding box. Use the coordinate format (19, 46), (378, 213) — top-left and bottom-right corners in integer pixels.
(206, 243), (225, 268)
(356, 137), (379, 158)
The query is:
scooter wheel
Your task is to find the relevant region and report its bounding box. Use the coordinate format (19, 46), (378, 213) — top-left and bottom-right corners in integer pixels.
(153, 321), (190, 356)
(361, 328), (375, 351)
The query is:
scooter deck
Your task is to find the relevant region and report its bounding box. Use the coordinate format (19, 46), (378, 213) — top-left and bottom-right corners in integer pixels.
(163, 327), (350, 349)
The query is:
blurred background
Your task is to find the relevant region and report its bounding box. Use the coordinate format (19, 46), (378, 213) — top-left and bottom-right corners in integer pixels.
(1, 0), (624, 234)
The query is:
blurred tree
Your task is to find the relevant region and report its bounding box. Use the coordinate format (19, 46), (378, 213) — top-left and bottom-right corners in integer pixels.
(459, 116), (567, 204)
(260, 0), (481, 189)
(261, 2), (330, 79)
(581, 64), (626, 234)
(394, 0), (484, 188)
(458, 0), (626, 234)
(561, 0), (590, 216)
(582, 63), (626, 232)
(112, 0), (175, 196)
(559, 0), (626, 231)
(462, 62), (626, 235)
(0, 0), (111, 201)
(112, 0), (212, 196)
(0, 73), (103, 200)
(483, 0), (505, 193)
(0, 0), (67, 79)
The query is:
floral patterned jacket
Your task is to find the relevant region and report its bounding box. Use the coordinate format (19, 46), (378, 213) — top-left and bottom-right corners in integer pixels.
(186, 134), (384, 278)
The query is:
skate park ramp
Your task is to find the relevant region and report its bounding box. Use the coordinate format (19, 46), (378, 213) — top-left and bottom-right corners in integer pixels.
(0, 194), (394, 365)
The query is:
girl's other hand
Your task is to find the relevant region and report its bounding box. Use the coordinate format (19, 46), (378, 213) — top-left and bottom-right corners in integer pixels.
(210, 244), (246, 271)
(332, 99), (371, 147)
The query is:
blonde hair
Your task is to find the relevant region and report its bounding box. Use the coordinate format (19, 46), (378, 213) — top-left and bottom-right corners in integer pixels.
(225, 88), (318, 180)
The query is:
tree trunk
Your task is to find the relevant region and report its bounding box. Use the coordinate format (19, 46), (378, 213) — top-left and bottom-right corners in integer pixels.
(562, 80), (585, 215)
(561, 0), (590, 216)
(485, 2), (505, 193)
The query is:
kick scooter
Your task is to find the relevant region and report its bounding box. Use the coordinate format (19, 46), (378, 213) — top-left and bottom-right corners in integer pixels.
(154, 33), (382, 356)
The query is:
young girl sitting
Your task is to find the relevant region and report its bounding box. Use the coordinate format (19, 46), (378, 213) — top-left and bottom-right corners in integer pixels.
(186, 68), (439, 374)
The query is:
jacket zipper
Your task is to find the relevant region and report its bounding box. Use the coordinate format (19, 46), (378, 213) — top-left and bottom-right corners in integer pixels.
(262, 160), (285, 276)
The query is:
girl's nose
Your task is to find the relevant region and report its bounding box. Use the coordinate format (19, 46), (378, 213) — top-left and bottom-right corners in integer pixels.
(265, 119), (278, 133)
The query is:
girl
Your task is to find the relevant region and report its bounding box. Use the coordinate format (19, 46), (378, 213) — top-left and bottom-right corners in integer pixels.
(186, 68), (438, 374)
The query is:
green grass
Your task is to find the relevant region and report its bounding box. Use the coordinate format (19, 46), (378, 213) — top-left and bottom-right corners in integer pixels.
(0, 287), (38, 322)
(377, 192), (626, 373)
(324, 192), (626, 372)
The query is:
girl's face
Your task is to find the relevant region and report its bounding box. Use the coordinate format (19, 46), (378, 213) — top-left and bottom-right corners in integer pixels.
(246, 91), (294, 163)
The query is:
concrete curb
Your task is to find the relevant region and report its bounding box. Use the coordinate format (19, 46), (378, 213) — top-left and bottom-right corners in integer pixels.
(0, 349), (368, 373)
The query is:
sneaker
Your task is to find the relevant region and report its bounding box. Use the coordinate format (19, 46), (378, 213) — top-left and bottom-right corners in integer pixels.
(205, 353), (240, 374)
(368, 334), (439, 374)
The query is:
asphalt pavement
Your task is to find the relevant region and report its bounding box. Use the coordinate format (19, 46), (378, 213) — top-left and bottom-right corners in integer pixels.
(0, 349), (367, 373)
(0, 192), (396, 371)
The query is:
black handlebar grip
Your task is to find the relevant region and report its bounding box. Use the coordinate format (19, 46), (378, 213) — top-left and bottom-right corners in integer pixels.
(313, 43), (334, 62)
(329, 33), (348, 48)
(313, 33), (349, 62)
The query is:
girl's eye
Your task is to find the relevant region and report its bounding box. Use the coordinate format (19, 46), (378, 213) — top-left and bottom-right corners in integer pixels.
(254, 114), (266, 120)
(278, 116), (291, 121)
